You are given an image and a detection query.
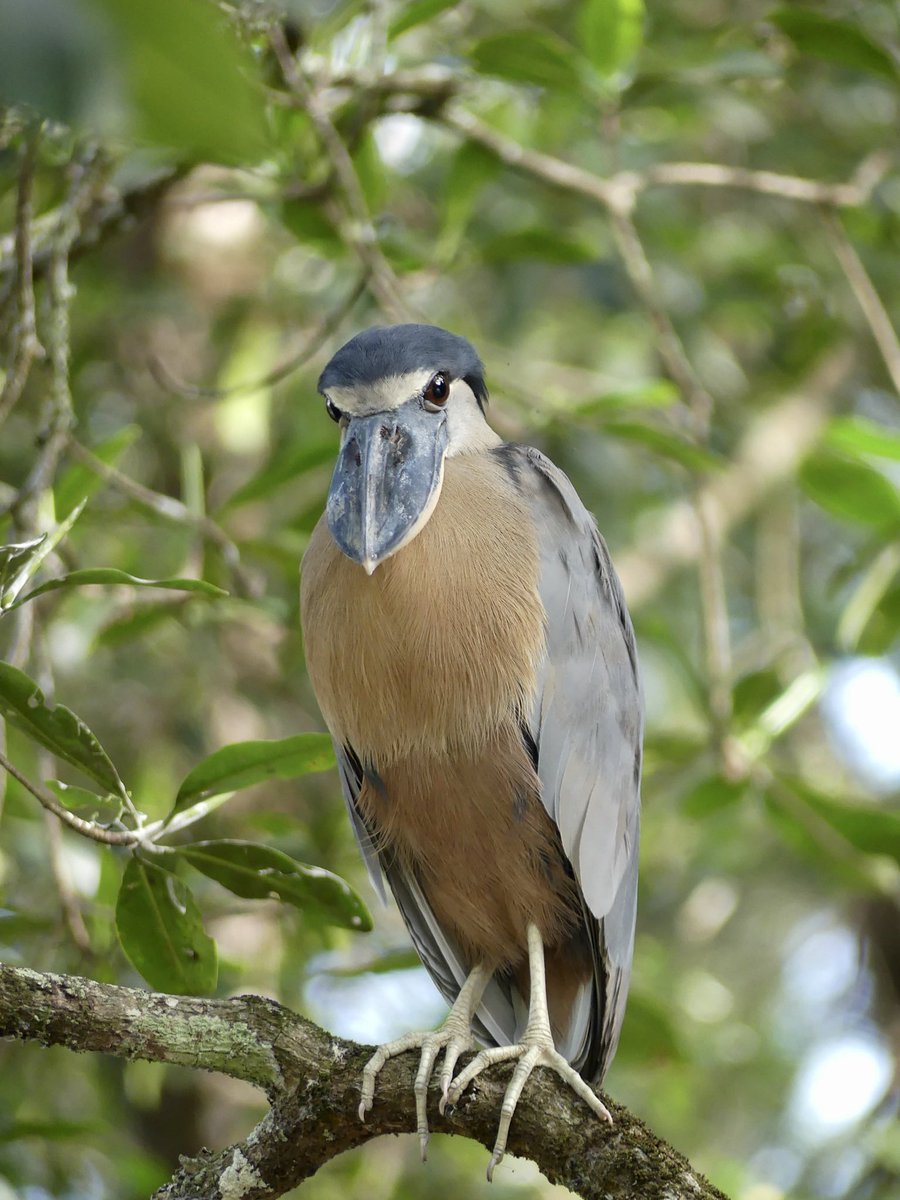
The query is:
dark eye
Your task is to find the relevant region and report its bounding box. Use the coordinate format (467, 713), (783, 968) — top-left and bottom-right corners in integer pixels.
(325, 397), (342, 423)
(423, 373), (449, 411)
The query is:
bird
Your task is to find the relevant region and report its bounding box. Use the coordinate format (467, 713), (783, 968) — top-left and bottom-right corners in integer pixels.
(300, 324), (642, 1178)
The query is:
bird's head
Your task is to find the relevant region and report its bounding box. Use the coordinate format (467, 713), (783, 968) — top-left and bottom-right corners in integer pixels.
(318, 324), (495, 574)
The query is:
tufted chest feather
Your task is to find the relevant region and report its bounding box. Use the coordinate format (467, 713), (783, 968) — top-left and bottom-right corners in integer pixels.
(301, 452), (546, 762)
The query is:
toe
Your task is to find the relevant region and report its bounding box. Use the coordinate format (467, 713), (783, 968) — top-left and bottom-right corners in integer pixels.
(486, 1149), (503, 1182)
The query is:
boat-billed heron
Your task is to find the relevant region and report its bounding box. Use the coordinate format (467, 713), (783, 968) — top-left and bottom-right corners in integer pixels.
(301, 325), (641, 1177)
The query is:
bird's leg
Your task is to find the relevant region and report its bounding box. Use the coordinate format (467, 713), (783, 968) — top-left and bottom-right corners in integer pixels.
(444, 923), (612, 1181)
(359, 961), (490, 1160)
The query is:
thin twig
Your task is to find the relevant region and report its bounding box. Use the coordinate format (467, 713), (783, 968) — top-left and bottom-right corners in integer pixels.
(640, 152), (891, 207)
(9, 146), (109, 532)
(33, 640), (95, 951)
(11, 176), (80, 519)
(605, 201), (714, 430)
(822, 209), (900, 397)
(616, 348), (855, 608)
(0, 749), (140, 846)
(695, 491), (734, 734)
(0, 166), (185, 287)
(443, 105), (625, 209)
(269, 26), (411, 321)
(605, 203), (732, 741)
(150, 272), (369, 399)
(65, 441), (254, 595)
(0, 127), (45, 428)
(439, 106), (890, 215)
(42, 807), (93, 953)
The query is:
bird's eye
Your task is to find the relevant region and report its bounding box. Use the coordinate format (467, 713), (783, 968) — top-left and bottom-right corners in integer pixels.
(423, 373), (449, 411)
(325, 397), (342, 423)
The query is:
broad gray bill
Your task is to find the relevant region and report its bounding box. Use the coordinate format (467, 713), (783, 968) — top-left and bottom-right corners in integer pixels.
(326, 400), (449, 572)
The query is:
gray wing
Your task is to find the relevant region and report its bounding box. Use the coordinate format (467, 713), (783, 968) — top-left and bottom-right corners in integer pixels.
(334, 743), (520, 1048)
(506, 444), (642, 1083)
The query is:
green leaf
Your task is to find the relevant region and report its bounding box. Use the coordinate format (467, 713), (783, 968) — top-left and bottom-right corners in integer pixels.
(352, 129), (386, 212)
(116, 856), (217, 994)
(0, 536), (47, 607)
(615, 988), (682, 1064)
(772, 9), (900, 84)
(389, 0), (458, 39)
(222, 439), (335, 510)
(470, 31), (584, 92)
(0, 1118), (102, 1144)
(0, 502), (86, 610)
(798, 785), (900, 866)
(837, 544), (900, 652)
(482, 227), (598, 264)
(315, 946), (422, 976)
(176, 840), (373, 931)
(5, 568), (228, 612)
(825, 416), (900, 462)
(173, 733), (336, 813)
(571, 379), (678, 415)
(46, 779), (123, 824)
(438, 142), (499, 262)
(95, 601), (191, 649)
(604, 421), (722, 471)
(857, 580), (900, 656)
(732, 668), (783, 725)
(765, 782), (900, 889)
(681, 774), (748, 818)
(0, 0), (111, 125)
(94, 0), (267, 162)
(800, 450), (900, 531)
(54, 425), (140, 520)
(0, 663), (124, 795)
(578, 0), (645, 82)
(280, 201), (340, 251)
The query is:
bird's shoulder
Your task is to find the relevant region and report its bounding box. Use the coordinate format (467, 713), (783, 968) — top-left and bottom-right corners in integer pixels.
(488, 443), (639, 681)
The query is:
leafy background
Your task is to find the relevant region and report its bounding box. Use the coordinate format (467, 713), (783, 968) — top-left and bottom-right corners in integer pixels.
(1, 0), (899, 1198)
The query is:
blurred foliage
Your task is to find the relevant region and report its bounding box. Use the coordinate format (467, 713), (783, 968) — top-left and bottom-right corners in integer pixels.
(1, 0), (899, 1198)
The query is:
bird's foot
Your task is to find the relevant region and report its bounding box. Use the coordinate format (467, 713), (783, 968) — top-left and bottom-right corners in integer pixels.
(443, 1033), (612, 1181)
(358, 962), (489, 1161)
(359, 1019), (476, 1160)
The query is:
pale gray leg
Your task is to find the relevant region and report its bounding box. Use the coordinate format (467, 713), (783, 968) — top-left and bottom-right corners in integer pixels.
(359, 962), (490, 1159)
(444, 923), (612, 1180)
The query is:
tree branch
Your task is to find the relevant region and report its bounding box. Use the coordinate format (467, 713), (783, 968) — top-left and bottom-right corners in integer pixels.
(270, 28), (413, 322)
(64, 440), (254, 596)
(822, 208), (900, 397)
(0, 126), (44, 429)
(0, 165), (184, 290)
(149, 272), (369, 400)
(616, 347), (856, 609)
(0, 962), (728, 1200)
(0, 748), (141, 845)
(438, 106), (890, 214)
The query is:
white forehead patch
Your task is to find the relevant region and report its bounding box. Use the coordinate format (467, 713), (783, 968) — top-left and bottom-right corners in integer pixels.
(322, 370), (434, 417)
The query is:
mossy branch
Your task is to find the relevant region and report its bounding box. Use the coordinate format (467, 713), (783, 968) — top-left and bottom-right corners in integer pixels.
(0, 962), (728, 1200)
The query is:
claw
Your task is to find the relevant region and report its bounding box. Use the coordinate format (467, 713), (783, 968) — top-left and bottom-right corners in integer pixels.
(487, 1151), (502, 1183)
(450, 925), (615, 1178)
(356, 963), (489, 1149)
(356, 928), (613, 1180)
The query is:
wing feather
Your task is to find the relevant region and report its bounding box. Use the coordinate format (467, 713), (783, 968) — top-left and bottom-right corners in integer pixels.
(507, 445), (642, 1081)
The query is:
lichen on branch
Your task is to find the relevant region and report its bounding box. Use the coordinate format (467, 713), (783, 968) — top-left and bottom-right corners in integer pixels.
(0, 962), (728, 1200)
